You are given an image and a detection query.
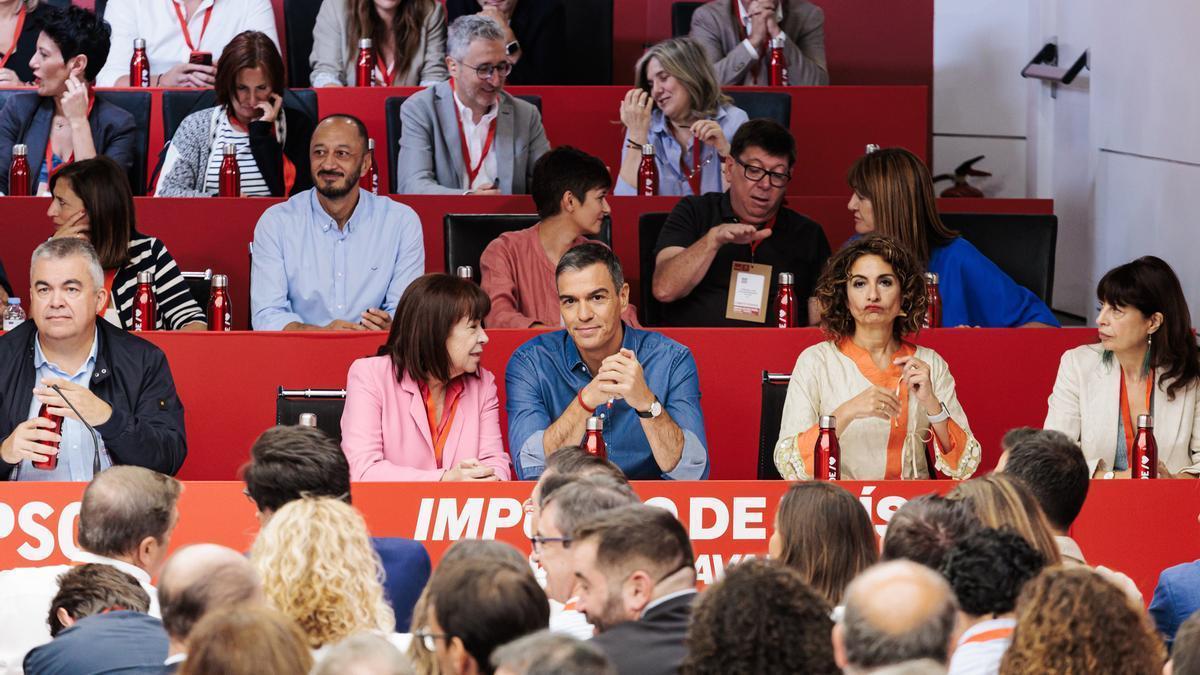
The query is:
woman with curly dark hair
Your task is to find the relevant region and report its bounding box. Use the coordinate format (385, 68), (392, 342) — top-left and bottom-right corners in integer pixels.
(681, 559), (838, 675)
(774, 235), (981, 480)
(1000, 566), (1164, 675)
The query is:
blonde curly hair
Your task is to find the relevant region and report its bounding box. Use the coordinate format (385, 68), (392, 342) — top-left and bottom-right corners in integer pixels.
(250, 497), (395, 648)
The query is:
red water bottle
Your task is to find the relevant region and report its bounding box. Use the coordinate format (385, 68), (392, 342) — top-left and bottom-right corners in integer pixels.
(356, 38), (375, 87)
(208, 273), (232, 331)
(132, 270), (156, 331)
(218, 143), (240, 197)
(360, 138), (379, 194)
(9, 143), (29, 196)
(33, 404), (62, 470)
(813, 415), (839, 480)
(1130, 414), (1158, 479)
(923, 272), (941, 329)
(584, 416), (607, 460)
(768, 35), (788, 86)
(130, 38), (150, 87)
(637, 144), (658, 196)
(776, 272), (796, 328)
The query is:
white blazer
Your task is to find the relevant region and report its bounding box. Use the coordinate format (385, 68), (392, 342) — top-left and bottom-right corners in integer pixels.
(1044, 344), (1200, 476)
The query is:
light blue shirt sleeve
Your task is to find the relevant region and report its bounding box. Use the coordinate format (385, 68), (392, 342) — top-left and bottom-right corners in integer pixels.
(250, 205), (304, 331)
(382, 204), (426, 315)
(660, 348), (710, 480)
(505, 348), (553, 480)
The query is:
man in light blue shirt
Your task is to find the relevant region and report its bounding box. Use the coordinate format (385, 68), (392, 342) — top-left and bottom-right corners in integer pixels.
(251, 114), (424, 331)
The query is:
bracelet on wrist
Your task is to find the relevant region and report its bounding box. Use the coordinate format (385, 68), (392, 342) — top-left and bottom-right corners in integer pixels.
(578, 389), (596, 414)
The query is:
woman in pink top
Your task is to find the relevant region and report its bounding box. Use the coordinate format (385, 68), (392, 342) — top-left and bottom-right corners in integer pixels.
(480, 146), (639, 328)
(340, 274), (512, 481)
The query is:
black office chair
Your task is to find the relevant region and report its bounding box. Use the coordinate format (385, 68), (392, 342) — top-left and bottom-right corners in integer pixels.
(276, 387), (347, 442)
(180, 269), (213, 309)
(162, 89), (319, 141)
(728, 91), (792, 128)
(562, 0), (613, 85)
(96, 91), (152, 195)
(671, 1), (705, 37)
(443, 213), (613, 284)
(637, 212), (670, 326)
(941, 213), (1058, 306)
(758, 371), (789, 480)
(385, 94), (544, 194)
(283, 0), (324, 87)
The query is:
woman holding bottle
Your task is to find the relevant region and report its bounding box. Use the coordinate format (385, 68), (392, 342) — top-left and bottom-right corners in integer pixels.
(1044, 256), (1200, 478)
(774, 235), (980, 480)
(309, 0), (448, 87)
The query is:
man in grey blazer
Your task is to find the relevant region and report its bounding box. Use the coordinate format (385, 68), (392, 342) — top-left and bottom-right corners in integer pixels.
(690, 0), (829, 86)
(397, 14), (550, 195)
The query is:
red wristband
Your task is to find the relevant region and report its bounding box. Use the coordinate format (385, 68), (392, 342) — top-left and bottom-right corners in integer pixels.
(578, 390), (596, 414)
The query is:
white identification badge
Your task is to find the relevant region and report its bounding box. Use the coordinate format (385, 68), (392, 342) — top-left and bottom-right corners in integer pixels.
(725, 261), (772, 323)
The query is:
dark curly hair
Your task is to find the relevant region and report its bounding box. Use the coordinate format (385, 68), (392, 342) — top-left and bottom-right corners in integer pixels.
(939, 527), (1045, 617)
(681, 559), (838, 675)
(814, 234), (928, 342)
(1000, 567), (1165, 675)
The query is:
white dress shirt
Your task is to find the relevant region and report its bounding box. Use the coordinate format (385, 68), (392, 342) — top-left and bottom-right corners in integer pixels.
(452, 90), (499, 191)
(946, 617), (1015, 675)
(96, 0), (280, 87)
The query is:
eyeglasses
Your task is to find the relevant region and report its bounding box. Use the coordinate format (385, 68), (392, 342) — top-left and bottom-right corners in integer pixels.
(460, 60), (512, 81)
(413, 631), (450, 652)
(733, 156), (791, 188)
(529, 535), (573, 553)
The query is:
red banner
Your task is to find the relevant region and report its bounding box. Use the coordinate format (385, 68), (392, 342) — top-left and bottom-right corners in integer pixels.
(1, 481), (1195, 599)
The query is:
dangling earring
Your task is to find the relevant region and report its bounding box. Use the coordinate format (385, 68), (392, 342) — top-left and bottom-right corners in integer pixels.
(1142, 333), (1153, 376)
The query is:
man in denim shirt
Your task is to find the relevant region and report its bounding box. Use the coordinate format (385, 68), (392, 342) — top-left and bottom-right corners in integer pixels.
(506, 243), (709, 480)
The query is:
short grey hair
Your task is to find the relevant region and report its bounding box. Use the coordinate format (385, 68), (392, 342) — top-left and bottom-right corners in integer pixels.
(555, 242), (625, 291)
(30, 237), (104, 288)
(78, 466), (182, 559)
(841, 561), (958, 670)
(447, 14), (506, 62)
(313, 632), (413, 675)
(491, 630), (616, 675)
(541, 475), (638, 538)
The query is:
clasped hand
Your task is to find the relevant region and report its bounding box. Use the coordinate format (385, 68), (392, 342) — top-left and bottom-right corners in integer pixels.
(581, 349), (654, 413)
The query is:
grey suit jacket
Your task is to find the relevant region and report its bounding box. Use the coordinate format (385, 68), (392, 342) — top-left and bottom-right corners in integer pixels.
(396, 80), (550, 195)
(690, 0), (828, 86)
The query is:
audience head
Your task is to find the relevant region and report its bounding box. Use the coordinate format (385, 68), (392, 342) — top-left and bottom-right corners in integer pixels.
(814, 234), (927, 342)
(1001, 566), (1165, 675)
(31, 6), (110, 91)
(77, 465), (181, 575)
(441, 538), (528, 569)
(158, 544), (263, 647)
(29, 237), (107, 343)
(47, 563), (151, 637)
(834, 560), (958, 673)
(723, 119), (796, 223)
(635, 37), (728, 121)
(998, 428), (1089, 533)
(770, 481), (878, 607)
(384, 273), (490, 387)
(1169, 611), (1200, 675)
(446, 15), (509, 114)
(571, 504), (694, 632)
(531, 146), (612, 228)
(314, 632), (414, 675)
(682, 559), (838, 675)
(47, 156), (136, 269)
(215, 31), (286, 127)
(240, 424), (352, 523)
(846, 147), (957, 266)
(492, 630), (615, 675)
(1096, 256), (1200, 400)
(554, 243), (631, 356)
(536, 475), (638, 603)
(311, 113), (372, 198)
(939, 527), (1045, 621)
(422, 558), (549, 675)
(528, 447), (628, 538)
(948, 474), (1062, 565)
(179, 606), (314, 675)
(998, 426), (1040, 454)
(250, 497), (394, 648)
(881, 493), (979, 570)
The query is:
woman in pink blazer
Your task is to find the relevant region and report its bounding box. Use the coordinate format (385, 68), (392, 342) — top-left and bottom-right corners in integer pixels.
(341, 274), (512, 481)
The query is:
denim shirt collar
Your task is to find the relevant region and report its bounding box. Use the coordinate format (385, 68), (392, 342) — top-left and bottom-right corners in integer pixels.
(562, 323), (641, 375)
(648, 104), (728, 137)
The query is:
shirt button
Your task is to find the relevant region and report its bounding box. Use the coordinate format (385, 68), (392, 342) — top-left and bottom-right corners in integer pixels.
(337, 273), (343, 277)
(337, 305), (344, 309)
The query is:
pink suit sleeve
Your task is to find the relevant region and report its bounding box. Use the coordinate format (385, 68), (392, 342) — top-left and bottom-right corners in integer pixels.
(340, 359), (447, 482)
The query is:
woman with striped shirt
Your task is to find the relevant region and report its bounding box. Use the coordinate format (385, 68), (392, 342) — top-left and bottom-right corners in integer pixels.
(48, 156), (207, 331)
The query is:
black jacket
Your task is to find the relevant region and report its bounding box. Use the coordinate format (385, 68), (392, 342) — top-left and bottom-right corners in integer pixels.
(592, 591), (696, 675)
(0, 319), (187, 479)
(248, 104), (316, 197)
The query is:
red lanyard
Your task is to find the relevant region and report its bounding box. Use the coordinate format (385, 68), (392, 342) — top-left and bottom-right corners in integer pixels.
(375, 52), (396, 86)
(46, 92), (95, 177)
(749, 215), (776, 257)
(679, 140), (703, 196)
(1120, 368), (1155, 453)
(172, 1), (214, 55)
(0, 5), (26, 70)
(449, 78), (498, 189)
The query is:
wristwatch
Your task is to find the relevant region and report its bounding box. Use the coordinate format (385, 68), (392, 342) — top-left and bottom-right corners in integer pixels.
(925, 402), (951, 424)
(636, 398), (663, 419)
(505, 40), (521, 57)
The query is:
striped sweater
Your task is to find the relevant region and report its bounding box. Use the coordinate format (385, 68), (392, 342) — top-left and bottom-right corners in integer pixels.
(109, 234), (207, 330)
